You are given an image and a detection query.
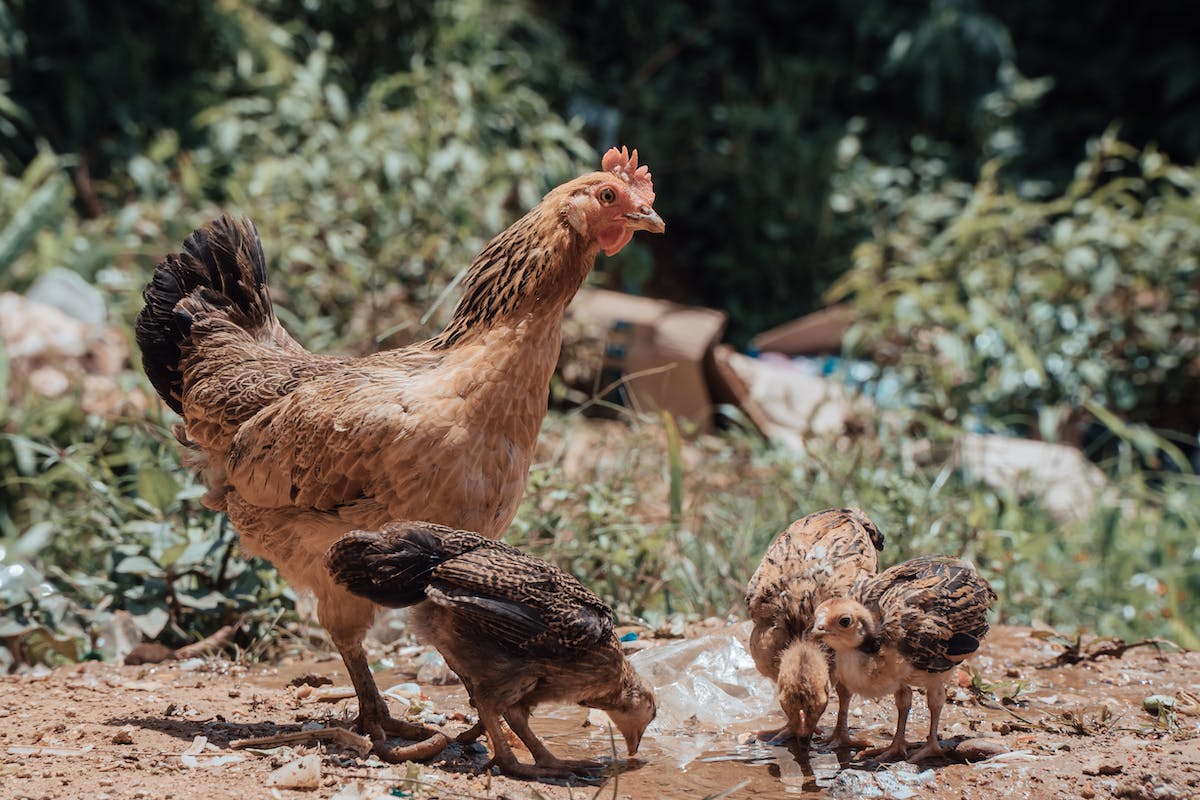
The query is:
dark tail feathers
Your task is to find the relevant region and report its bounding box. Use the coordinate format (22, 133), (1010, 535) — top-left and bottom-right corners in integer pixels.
(327, 521), (494, 608)
(134, 215), (273, 414)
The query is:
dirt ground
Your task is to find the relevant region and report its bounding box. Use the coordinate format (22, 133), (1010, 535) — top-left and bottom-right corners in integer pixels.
(1, 622), (1197, 800)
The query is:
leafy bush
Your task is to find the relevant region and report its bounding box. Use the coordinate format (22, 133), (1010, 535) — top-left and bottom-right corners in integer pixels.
(0, 410), (294, 670)
(829, 131), (1200, 449)
(510, 411), (1200, 648)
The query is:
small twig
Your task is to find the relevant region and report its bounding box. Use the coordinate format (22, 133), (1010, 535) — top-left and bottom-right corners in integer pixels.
(230, 726), (372, 756)
(1041, 636), (1182, 668)
(174, 621), (241, 660)
(1083, 637), (1181, 661)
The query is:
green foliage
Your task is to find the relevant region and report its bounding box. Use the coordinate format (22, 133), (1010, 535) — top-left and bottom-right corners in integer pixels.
(0, 149), (73, 282)
(0, 410), (293, 668)
(830, 131), (1200, 444)
(537, 0), (1039, 342)
(511, 413), (1200, 649)
(0, 0), (242, 180)
(191, 2), (591, 349)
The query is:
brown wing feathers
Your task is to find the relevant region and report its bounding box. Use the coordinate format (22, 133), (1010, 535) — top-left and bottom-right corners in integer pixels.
(135, 215), (273, 414)
(865, 555), (996, 672)
(328, 522), (615, 657)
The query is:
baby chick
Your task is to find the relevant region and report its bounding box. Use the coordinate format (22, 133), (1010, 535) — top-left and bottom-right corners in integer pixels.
(812, 555), (995, 762)
(327, 521), (656, 780)
(745, 507), (884, 744)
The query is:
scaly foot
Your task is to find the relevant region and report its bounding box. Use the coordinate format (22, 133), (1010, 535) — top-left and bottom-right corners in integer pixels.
(356, 707), (448, 763)
(858, 741), (911, 762)
(489, 756), (605, 782)
(754, 725), (795, 745)
(825, 726), (871, 749)
(906, 739), (946, 763)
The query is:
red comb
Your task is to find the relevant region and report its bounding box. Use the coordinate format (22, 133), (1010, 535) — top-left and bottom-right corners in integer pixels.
(602, 146), (655, 203)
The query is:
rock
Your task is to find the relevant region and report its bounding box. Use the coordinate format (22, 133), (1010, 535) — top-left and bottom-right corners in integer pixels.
(111, 727), (135, 745)
(1083, 759), (1124, 776)
(953, 737), (1010, 762)
(26, 267), (107, 326)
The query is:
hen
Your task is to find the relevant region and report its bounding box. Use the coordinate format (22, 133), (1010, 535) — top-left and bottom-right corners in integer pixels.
(327, 521), (656, 780)
(745, 508), (884, 744)
(812, 555), (996, 762)
(134, 148), (663, 760)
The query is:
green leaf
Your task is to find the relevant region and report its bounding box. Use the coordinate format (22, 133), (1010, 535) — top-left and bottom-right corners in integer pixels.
(136, 466), (181, 514)
(129, 606), (169, 639)
(115, 555), (162, 576)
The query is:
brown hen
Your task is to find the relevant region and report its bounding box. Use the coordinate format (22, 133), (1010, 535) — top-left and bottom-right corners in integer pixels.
(745, 507), (884, 745)
(813, 555), (996, 762)
(134, 148), (663, 760)
(327, 521), (656, 781)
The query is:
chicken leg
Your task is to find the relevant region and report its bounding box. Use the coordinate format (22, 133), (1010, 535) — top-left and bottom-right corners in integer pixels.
(906, 681), (948, 762)
(504, 705), (607, 774)
(826, 682), (871, 748)
(859, 686), (912, 761)
(333, 633), (449, 761)
(476, 702), (590, 781)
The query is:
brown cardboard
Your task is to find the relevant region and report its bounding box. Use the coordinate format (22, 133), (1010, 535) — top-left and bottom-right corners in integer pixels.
(566, 288), (728, 429)
(749, 303), (854, 356)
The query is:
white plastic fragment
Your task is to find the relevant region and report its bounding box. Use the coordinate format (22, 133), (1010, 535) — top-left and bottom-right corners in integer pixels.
(180, 735), (245, 768)
(267, 753), (322, 789)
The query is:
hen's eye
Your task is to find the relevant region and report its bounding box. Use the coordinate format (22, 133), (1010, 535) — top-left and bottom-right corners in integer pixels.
(838, 616), (852, 628)
(598, 187), (616, 204)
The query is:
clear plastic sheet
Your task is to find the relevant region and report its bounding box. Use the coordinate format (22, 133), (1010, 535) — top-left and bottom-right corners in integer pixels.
(590, 621), (778, 768)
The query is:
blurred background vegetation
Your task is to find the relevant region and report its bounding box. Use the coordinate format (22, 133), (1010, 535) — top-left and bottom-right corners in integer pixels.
(0, 0), (1196, 668)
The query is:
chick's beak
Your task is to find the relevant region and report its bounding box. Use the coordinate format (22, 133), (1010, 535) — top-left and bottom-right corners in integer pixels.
(623, 729), (643, 755)
(624, 205), (665, 234)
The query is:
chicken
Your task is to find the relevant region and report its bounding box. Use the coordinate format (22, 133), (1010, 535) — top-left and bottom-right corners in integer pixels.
(327, 521), (656, 780)
(744, 507), (884, 745)
(134, 148), (663, 760)
(812, 555), (996, 762)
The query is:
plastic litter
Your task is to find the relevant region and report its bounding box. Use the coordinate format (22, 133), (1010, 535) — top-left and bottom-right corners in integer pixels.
(180, 735), (245, 768)
(267, 753), (322, 789)
(628, 621), (776, 731)
(590, 621), (776, 767)
(383, 682), (422, 701)
(830, 763), (935, 799)
(414, 651), (459, 685)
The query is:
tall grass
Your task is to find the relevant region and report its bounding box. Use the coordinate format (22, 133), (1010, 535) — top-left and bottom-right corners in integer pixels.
(511, 410), (1200, 648)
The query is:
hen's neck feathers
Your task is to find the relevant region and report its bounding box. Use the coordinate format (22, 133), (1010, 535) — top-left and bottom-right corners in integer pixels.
(429, 195), (591, 349)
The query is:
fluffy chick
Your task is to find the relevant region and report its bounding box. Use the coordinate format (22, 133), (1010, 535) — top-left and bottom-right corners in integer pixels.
(745, 507), (884, 744)
(812, 555), (996, 762)
(327, 521), (655, 781)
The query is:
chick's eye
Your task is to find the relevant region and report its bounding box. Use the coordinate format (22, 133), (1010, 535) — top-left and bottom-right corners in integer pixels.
(598, 186), (616, 204)
(838, 616), (852, 628)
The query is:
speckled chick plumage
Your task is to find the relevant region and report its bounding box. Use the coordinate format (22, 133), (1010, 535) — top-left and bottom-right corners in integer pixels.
(745, 507), (884, 741)
(813, 555), (996, 762)
(328, 521), (656, 779)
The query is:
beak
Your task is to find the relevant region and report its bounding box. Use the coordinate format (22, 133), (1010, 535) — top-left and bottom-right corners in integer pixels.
(624, 205), (665, 234)
(623, 729), (643, 755)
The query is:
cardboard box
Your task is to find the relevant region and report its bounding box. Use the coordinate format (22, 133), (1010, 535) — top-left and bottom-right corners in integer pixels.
(565, 288), (727, 429)
(749, 303), (854, 356)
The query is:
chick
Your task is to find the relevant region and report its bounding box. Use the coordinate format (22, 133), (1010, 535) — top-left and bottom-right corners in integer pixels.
(327, 521), (656, 780)
(745, 508), (884, 744)
(812, 555), (996, 762)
